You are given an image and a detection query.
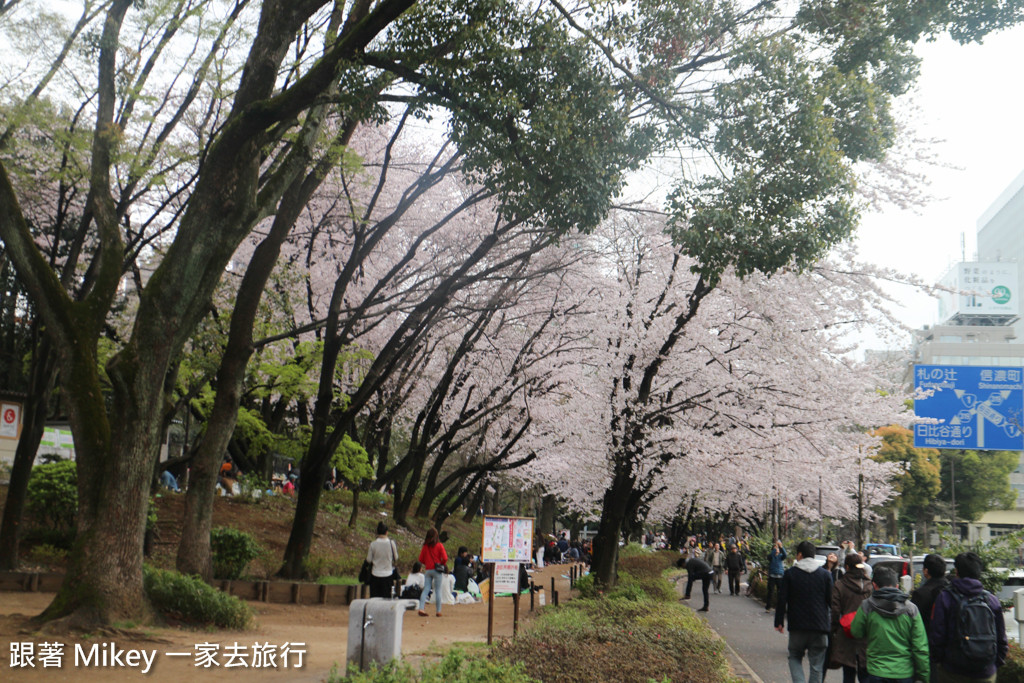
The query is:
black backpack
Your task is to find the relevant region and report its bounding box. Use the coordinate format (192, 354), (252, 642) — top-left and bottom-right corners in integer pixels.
(400, 584), (422, 600)
(946, 585), (998, 670)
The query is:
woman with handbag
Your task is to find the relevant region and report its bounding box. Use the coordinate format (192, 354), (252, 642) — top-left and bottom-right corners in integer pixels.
(365, 522), (399, 598)
(417, 527), (448, 617)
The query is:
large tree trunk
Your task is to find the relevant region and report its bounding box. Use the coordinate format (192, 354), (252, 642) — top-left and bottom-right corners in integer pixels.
(0, 337), (57, 570)
(462, 479), (487, 523)
(277, 451), (331, 578)
(176, 142), (341, 579)
(591, 464), (643, 589)
(538, 493), (557, 537)
(40, 338), (166, 627)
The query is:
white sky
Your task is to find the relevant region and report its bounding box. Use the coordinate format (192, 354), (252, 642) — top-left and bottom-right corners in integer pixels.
(855, 24), (1024, 346)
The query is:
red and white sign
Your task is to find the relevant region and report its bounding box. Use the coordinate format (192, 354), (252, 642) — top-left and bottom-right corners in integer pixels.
(493, 562), (519, 593)
(1, 402), (21, 439)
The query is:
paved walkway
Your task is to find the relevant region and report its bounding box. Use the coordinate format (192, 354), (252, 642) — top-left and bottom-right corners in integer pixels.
(682, 581), (807, 683)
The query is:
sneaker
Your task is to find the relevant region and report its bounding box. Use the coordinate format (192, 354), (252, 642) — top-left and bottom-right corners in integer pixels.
(697, 607), (709, 612)
(435, 613), (443, 617)
(418, 610), (428, 617)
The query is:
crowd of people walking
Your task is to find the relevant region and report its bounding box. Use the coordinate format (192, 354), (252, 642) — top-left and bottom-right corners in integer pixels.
(769, 540), (1007, 683)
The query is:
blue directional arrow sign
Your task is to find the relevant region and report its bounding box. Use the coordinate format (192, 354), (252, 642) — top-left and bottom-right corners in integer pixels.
(914, 364), (1024, 451)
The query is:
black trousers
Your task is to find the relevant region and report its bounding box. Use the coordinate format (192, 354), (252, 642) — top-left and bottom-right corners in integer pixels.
(728, 568), (741, 595)
(369, 574), (393, 598)
(766, 575), (782, 608)
(685, 572), (712, 610)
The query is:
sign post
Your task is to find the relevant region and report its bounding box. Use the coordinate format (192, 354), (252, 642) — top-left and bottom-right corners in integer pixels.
(481, 515), (534, 644)
(913, 364), (1024, 451)
(0, 402), (21, 440)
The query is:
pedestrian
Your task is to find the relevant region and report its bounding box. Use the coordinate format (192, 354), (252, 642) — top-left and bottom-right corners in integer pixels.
(831, 552), (872, 683)
(453, 546), (473, 592)
(726, 544), (745, 596)
(849, 566), (930, 683)
(767, 538), (788, 611)
(910, 552), (949, 678)
(417, 527), (449, 617)
(365, 521), (398, 598)
(929, 552), (1007, 683)
(706, 542), (726, 594)
(400, 561), (425, 599)
(774, 540), (833, 683)
(824, 553), (841, 582)
(159, 468), (180, 493)
(680, 554), (714, 612)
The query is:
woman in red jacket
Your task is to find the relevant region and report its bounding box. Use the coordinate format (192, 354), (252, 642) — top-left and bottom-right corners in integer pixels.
(417, 527), (448, 617)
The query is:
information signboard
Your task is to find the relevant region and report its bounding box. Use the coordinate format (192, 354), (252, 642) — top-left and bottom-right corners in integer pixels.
(492, 563), (519, 593)
(481, 515), (534, 563)
(914, 364), (1024, 451)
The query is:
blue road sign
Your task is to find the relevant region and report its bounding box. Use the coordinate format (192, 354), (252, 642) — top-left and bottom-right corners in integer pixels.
(914, 365), (1024, 451)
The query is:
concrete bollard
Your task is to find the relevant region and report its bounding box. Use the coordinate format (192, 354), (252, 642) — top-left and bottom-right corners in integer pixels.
(347, 598), (419, 672)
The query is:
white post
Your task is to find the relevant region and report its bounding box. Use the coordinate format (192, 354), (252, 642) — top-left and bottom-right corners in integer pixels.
(1013, 588), (1024, 644)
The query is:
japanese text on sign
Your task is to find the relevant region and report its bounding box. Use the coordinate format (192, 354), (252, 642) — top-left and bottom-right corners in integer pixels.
(481, 516), (534, 563)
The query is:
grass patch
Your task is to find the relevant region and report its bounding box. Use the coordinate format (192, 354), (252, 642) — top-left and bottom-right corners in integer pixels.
(317, 575), (358, 586)
(330, 647), (537, 682)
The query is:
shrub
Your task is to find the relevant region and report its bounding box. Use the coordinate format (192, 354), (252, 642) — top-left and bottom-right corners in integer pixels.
(27, 543), (68, 567)
(332, 647), (537, 682)
(210, 526), (262, 580)
(619, 550), (677, 580)
(26, 460), (77, 531)
(494, 596), (731, 683)
(999, 642), (1024, 682)
(573, 572), (597, 598)
(746, 566), (767, 601)
(143, 566), (253, 629)
(304, 553), (348, 580)
(615, 572), (679, 603)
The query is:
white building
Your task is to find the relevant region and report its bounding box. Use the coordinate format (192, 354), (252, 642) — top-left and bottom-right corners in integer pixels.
(912, 170), (1024, 534)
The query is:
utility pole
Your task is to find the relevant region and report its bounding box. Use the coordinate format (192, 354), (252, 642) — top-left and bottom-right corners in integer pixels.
(818, 476), (823, 539)
(950, 454), (957, 541)
(857, 472), (864, 550)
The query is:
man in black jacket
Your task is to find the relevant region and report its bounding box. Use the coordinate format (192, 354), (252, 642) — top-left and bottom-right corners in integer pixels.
(910, 554), (949, 647)
(680, 555), (715, 612)
(725, 544), (746, 595)
(774, 540), (833, 683)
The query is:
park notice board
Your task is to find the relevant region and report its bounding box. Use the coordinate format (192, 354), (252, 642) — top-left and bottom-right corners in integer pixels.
(481, 515), (533, 563)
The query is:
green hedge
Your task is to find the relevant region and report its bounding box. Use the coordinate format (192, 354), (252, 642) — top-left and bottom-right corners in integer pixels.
(144, 566), (253, 629)
(493, 596), (733, 683)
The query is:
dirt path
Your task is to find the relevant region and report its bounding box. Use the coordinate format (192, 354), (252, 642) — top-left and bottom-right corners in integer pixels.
(0, 565), (578, 682)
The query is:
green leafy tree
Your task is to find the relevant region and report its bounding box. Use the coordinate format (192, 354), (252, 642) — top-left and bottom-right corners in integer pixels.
(871, 424), (941, 539)
(940, 449), (1019, 524)
(576, 0), (1024, 587)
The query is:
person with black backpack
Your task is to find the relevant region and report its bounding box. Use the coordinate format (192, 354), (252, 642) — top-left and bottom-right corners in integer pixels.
(930, 552), (1007, 683)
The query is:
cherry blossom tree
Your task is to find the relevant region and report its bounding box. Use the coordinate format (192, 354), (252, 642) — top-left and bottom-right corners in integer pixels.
(496, 212), (905, 585)
(3, 0), (1021, 623)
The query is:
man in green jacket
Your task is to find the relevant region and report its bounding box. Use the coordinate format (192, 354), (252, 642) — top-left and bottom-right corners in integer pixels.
(850, 566), (929, 683)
